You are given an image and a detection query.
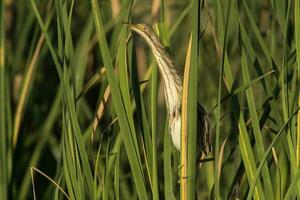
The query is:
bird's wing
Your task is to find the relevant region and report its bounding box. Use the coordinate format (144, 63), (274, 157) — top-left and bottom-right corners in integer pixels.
(197, 103), (211, 155)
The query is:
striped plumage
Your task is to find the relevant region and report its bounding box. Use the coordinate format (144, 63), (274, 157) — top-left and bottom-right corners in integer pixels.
(128, 23), (211, 154)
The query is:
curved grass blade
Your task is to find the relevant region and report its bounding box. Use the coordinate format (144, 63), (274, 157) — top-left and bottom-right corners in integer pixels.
(76, 68), (105, 101)
(211, 70), (275, 112)
(247, 107), (300, 200)
(12, 35), (45, 148)
(241, 48), (274, 199)
(163, 118), (176, 200)
(30, 167), (70, 200)
(186, 0), (201, 198)
(295, 0), (300, 171)
(284, 170), (300, 200)
(242, 0), (273, 67)
(0, 1), (8, 199)
(91, 0), (148, 198)
(214, 0), (232, 198)
(181, 33), (192, 200)
(238, 107), (265, 200)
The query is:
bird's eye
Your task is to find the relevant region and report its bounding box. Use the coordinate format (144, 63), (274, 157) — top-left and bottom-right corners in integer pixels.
(143, 26), (149, 32)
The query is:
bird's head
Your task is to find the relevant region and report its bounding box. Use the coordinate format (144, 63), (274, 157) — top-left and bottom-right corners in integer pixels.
(125, 23), (155, 37)
(124, 23), (162, 51)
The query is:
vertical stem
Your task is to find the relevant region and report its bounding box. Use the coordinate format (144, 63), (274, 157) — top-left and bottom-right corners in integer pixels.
(297, 97), (300, 167)
(295, 0), (300, 168)
(0, 1), (7, 199)
(151, 45), (159, 200)
(186, 0), (199, 199)
(181, 35), (193, 200)
(215, 1), (232, 198)
(164, 118), (174, 199)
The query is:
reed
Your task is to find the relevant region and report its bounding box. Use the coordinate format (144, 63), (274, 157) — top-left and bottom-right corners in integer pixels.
(0, 0), (299, 199)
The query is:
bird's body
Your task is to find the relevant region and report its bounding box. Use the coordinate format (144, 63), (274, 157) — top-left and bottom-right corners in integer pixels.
(128, 23), (211, 154)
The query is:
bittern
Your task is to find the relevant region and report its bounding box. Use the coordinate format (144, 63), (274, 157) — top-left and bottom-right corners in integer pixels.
(127, 23), (211, 154)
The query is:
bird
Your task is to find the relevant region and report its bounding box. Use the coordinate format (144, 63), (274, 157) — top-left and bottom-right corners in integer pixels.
(127, 23), (211, 155)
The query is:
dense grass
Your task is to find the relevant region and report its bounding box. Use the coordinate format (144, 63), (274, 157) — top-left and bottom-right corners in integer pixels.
(0, 0), (299, 199)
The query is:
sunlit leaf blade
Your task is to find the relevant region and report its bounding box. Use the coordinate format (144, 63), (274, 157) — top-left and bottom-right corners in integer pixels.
(90, 0), (148, 199)
(241, 48), (274, 199)
(181, 34), (192, 200)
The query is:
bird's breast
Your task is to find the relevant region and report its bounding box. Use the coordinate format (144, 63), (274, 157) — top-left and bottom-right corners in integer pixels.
(169, 109), (182, 150)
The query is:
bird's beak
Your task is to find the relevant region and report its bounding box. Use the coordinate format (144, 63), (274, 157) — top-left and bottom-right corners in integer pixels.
(122, 22), (142, 32)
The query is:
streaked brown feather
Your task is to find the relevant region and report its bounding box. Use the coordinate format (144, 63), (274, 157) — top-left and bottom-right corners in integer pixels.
(128, 23), (211, 155)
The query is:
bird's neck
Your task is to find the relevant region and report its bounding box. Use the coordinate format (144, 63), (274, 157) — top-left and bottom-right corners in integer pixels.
(152, 50), (183, 115)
